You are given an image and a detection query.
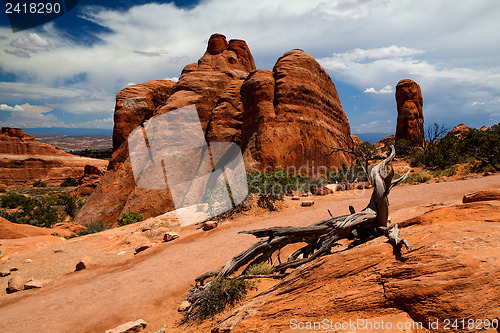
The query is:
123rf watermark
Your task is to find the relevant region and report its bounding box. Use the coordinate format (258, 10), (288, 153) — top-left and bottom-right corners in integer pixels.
(290, 318), (499, 331)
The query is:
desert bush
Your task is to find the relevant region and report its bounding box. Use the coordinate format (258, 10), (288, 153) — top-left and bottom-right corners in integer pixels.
(0, 188), (5, 194)
(75, 221), (109, 237)
(18, 197), (59, 227)
(60, 177), (78, 187)
(394, 139), (416, 156)
(0, 193), (29, 209)
(442, 165), (457, 177)
(247, 169), (308, 210)
(327, 164), (368, 183)
(405, 171), (431, 185)
(58, 194), (78, 218)
(409, 123), (499, 171)
(117, 211), (144, 226)
(245, 263), (274, 275)
(33, 180), (47, 187)
(189, 277), (255, 321)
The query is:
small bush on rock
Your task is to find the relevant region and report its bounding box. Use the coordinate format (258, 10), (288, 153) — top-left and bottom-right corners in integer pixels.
(117, 212), (144, 226)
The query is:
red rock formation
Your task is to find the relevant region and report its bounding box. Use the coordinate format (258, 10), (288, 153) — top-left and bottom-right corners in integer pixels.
(447, 123), (471, 138)
(75, 81), (178, 226)
(351, 135), (362, 148)
(0, 127), (66, 156)
(241, 49), (351, 173)
(395, 79), (424, 147)
(0, 127), (108, 185)
(75, 35), (352, 226)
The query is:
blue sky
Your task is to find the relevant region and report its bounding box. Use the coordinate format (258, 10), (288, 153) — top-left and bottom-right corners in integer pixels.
(0, 0), (499, 135)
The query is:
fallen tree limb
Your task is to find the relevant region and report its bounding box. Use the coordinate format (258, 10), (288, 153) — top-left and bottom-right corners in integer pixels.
(183, 145), (411, 321)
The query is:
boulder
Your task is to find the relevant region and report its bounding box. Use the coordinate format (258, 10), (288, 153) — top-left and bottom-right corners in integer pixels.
(163, 232), (179, 242)
(177, 300), (191, 312)
(6, 276), (24, 293)
(134, 244), (152, 254)
(202, 221), (218, 231)
(291, 196), (300, 201)
(462, 190), (500, 203)
(311, 187), (334, 195)
(105, 319), (147, 333)
(395, 79), (424, 147)
(301, 200), (315, 207)
(24, 278), (52, 290)
(0, 270), (10, 277)
(75, 256), (93, 271)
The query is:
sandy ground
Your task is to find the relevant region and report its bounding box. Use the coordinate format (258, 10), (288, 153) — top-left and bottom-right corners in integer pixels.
(0, 174), (499, 333)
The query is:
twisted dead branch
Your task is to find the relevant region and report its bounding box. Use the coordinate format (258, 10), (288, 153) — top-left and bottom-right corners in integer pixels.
(183, 146), (411, 321)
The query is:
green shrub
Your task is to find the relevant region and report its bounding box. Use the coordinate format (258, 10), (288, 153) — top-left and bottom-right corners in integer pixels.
(327, 164), (368, 183)
(395, 139), (416, 156)
(190, 277), (255, 321)
(58, 194), (78, 218)
(247, 169), (308, 211)
(442, 165), (457, 177)
(245, 263), (274, 276)
(408, 123), (499, 171)
(0, 188), (6, 194)
(60, 177), (78, 187)
(18, 197), (59, 228)
(76, 221), (109, 236)
(0, 193), (29, 209)
(117, 212), (144, 226)
(405, 171), (431, 185)
(33, 180), (47, 187)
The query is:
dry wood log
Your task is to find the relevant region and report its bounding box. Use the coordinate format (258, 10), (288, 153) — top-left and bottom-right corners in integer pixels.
(184, 146), (411, 320)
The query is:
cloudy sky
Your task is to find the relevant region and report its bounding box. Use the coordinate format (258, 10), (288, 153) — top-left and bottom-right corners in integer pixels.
(0, 0), (499, 136)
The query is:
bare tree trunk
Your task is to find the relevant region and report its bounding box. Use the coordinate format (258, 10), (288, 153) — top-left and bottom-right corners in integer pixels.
(183, 146), (411, 320)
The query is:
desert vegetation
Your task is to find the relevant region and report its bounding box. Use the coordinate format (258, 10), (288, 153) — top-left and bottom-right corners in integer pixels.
(0, 186), (85, 228)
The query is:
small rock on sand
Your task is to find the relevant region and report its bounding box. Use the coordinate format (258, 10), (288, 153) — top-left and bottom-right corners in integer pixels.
(163, 232), (179, 242)
(7, 276), (24, 293)
(301, 200), (315, 207)
(105, 319), (147, 333)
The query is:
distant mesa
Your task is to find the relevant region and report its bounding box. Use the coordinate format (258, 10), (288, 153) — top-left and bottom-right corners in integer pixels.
(395, 79), (424, 147)
(74, 33), (354, 226)
(0, 127), (107, 186)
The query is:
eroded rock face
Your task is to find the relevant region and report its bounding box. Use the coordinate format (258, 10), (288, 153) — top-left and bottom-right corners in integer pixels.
(213, 201), (500, 333)
(242, 49), (352, 172)
(395, 79), (424, 147)
(0, 127), (108, 185)
(76, 34), (352, 226)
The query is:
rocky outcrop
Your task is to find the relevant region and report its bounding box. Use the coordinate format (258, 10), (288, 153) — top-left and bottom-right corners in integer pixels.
(241, 50), (351, 172)
(0, 127), (66, 156)
(212, 201), (500, 333)
(395, 79), (424, 147)
(0, 127), (108, 185)
(351, 135), (362, 148)
(447, 123), (471, 138)
(75, 34), (352, 226)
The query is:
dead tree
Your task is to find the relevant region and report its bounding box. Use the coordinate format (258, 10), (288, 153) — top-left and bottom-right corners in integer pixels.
(184, 146), (411, 319)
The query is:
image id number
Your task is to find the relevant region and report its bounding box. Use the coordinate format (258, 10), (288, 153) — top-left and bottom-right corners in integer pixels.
(5, 2), (61, 14)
